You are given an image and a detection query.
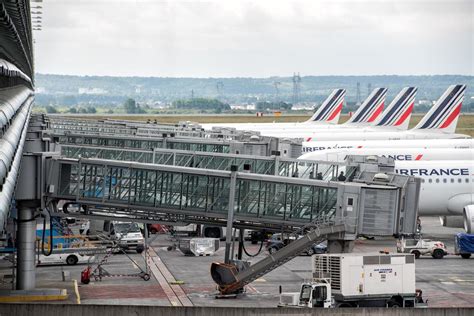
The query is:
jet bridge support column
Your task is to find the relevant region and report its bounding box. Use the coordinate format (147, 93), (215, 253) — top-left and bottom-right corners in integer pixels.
(224, 165), (238, 264)
(14, 115), (57, 290)
(327, 239), (354, 253)
(237, 164), (251, 260)
(16, 204), (36, 290)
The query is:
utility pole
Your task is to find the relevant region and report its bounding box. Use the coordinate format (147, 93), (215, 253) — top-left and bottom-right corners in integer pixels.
(367, 83), (372, 96)
(356, 82), (361, 105)
(273, 82), (281, 100)
(273, 81), (281, 112)
(216, 81), (224, 99)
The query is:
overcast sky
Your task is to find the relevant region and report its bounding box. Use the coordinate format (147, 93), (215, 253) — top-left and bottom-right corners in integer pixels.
(34, 0), (473, 77)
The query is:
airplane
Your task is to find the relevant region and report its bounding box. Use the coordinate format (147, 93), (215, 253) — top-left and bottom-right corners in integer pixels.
(262, 86), (416, 133)
(203, 87), (394, 132)
(203, 87), (423, 137)
(299, 147), (473, 162)
(299, 153), (474, 234)
(301, 138), (473, 153)
(264, 85), (468, 140)
(396, 160), (473, 234)
(202, 88), (346, 130)
(283, 86), (416, 133)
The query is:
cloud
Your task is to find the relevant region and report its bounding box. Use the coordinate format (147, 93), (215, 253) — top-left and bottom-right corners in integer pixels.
(34, 0), (473, 76)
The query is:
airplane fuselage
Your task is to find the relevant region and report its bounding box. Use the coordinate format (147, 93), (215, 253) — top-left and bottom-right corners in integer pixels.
(301, 138), (473, 153)
(299, 155), (474, 217)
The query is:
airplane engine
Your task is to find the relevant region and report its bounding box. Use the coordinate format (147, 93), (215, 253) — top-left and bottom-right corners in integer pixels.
(463, 205), (474, 234)
(439, 216), (464, 228)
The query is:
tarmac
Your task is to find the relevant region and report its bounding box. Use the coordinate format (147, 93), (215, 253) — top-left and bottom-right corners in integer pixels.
(1, 216), (473, 307)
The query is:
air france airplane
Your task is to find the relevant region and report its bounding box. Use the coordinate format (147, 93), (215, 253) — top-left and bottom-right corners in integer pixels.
(264, 86), (416, 133)
(301, 138), (473, 153)
(202, 88), (346, 131)
(203, 88), (393, 132)
(271, 85), (468, 140)
(299, 148), (473, 162)
(304, 86), (416, 132)
(299, 153), (474, 233)
(396, 160), (474, 234)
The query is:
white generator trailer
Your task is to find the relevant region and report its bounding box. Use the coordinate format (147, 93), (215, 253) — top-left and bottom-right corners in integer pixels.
(280, 253), (423, 308)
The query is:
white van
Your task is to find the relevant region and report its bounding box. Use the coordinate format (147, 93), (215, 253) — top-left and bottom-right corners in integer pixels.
(81, 220), (145, 253)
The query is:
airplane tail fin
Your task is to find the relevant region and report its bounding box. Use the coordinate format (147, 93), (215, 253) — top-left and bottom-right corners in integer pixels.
(375, 87), (417, 130)
(306, 89), (345, 124)
(413, 84), (466, 134)
(345, 87), (387, 125)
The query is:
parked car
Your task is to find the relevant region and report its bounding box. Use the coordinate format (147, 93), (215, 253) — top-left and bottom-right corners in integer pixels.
(148, 224), (169, 234)
(266, 233), (327, 256)
(250, 230), (272, 244)
(79, 220), (145, 253)
(397, 237), (447, 259)
(111, 222), (145, 253)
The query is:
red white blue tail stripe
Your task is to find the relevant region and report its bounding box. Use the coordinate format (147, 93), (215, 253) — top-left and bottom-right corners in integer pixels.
(376, 87), (417, 127)
(414, 85), (465, 132)
(307, 89), (345, 123)
(346, 88), (387, 124)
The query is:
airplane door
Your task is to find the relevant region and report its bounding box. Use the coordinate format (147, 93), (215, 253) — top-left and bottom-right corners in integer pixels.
(344, 194), (358, 216)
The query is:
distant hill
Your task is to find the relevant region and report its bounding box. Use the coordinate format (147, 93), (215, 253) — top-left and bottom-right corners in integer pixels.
(34, 74), (474, 110)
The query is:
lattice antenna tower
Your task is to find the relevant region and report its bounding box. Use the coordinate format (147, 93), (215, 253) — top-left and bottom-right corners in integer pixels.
(273, 81), (281, 102)
(292, 72), (301, 104)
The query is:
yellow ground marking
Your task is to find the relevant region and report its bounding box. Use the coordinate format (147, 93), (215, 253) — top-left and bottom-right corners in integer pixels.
(73, 279), (81, 304)
(0, 289), (68, 303)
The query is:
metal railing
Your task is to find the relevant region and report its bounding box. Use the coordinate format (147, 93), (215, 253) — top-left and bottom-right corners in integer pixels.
(60, 145), (349, 181)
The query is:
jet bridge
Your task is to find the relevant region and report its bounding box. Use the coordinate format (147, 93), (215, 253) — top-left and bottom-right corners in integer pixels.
(46, 117), (229, 140)
(60, 145), (357, 181)
(48, 131), (284, 156)
(44, 114), (302, 157)
(46, 116), (262, 140)
(41, 156), (418, 235)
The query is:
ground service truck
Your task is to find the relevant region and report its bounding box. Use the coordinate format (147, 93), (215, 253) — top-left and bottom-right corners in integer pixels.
(454, 233), (474, 259)
(279, 253), (424, 308)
